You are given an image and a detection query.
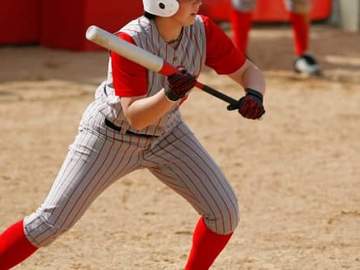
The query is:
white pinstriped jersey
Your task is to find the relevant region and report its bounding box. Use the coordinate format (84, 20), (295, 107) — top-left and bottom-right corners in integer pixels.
(98, 15), (206, 137)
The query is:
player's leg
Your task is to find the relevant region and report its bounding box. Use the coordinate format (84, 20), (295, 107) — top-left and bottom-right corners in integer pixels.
(145, 123), (239, 269)
(286, 0), (321, 74)
(0, 111), (142, 269)
(230, 0), (257, 52)
(0, 220), (37, 270)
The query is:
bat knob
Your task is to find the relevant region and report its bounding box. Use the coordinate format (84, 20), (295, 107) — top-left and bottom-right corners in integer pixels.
(86, 25), (100, 41)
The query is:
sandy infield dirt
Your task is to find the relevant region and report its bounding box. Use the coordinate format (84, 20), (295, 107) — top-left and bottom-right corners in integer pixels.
(1, 24), (360, 269)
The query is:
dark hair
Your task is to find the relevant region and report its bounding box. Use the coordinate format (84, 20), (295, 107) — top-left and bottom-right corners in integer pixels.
(144, 12), (156, 20)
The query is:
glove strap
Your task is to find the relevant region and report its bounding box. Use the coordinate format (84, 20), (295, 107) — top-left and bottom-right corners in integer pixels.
(245, 88), (263, 103)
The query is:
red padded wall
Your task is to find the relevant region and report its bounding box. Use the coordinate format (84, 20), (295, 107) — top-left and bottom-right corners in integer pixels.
(200, 0), (332, 22)
(1, 0), (332, 49)
(41, 0), (143, 50)
(0, 0), (41, 44)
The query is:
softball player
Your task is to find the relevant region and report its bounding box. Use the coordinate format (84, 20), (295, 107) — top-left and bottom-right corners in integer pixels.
(0, 0), (266, 269)
(231, 0), (321, 75)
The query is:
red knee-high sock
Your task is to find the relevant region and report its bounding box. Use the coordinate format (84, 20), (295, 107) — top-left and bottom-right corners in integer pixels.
(289, 12), (310, 56)
(0, 220), (38, 270)
(184, 218), (233, 270)
(230, 10), (253, 53)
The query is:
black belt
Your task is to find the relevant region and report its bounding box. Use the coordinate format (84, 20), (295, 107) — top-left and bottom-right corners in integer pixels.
(105, 119), (157, 138)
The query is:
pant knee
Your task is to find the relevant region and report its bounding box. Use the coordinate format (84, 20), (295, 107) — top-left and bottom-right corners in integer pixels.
(226, 202), (240, 234)
(205, 201), (240, 235)
(24, 210), (73, 247)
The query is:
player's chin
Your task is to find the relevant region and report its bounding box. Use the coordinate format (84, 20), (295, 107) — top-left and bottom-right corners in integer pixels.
(183, 15), (197, 26)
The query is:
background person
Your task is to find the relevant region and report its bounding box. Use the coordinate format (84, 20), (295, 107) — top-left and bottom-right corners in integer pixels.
(230, 0), (321, 75)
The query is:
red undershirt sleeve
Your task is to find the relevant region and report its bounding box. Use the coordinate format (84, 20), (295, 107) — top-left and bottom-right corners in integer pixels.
(201, 15), (246, 74)
(111, 32), (148, 97)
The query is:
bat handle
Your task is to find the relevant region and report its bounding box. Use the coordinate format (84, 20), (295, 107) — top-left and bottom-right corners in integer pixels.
(159, 61), (239, 106)
(195, 81), (238, 105)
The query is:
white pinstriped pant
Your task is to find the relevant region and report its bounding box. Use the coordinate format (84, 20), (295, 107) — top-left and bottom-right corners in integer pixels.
(24, 100), (239, 247)
(232, 0), (311, 14)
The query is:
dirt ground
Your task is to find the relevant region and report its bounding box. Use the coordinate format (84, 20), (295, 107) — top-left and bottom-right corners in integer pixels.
(1, 24), (360, 270)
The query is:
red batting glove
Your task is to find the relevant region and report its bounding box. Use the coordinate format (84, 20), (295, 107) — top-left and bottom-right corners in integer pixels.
(164, 68), (196, 101)
(227, 88), (265, 119)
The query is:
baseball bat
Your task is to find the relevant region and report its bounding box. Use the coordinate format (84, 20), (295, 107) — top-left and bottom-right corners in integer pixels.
(85, 25), (238, 106)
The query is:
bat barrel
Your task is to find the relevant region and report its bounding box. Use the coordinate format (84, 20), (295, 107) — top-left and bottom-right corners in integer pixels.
(86, 25), (164, 73)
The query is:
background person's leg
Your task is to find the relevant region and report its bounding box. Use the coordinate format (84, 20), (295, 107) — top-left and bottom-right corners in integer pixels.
(230, 0), (257, 52)
(286, 0), (321, 74)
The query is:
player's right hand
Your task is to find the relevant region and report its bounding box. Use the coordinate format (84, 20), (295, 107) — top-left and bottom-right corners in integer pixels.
(227, 88), (265, 120)
(164, 68), (196, 101)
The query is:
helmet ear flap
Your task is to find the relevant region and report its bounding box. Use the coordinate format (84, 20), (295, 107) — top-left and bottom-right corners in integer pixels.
(143, 0), (180, 17)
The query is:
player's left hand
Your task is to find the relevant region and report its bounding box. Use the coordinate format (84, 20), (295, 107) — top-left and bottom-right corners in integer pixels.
(165, 68), (196, 101)
(227, 88), (265, 120)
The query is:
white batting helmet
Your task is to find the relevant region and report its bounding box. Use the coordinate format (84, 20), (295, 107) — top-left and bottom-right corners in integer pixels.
(143, 0), (180, 17)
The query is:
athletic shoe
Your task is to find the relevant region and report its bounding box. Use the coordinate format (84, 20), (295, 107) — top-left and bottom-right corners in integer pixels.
(294, 54), (321, 76)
